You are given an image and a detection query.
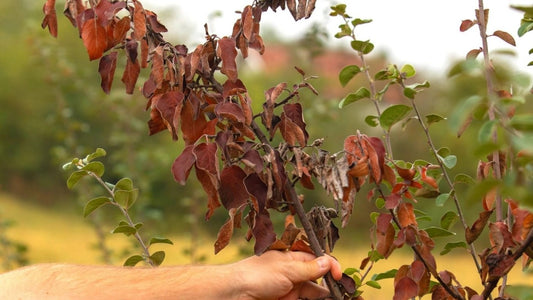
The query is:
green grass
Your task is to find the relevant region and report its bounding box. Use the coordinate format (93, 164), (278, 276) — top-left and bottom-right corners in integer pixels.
(1, 192), (531, 298)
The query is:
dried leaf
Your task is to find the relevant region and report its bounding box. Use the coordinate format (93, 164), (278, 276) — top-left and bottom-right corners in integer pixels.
(215, 102), (246, 124)
(195, 167), (220, 220)
(393, 276), (418, 300)
(217, 37), (238, 82)
(489, 222), (517, 253)
(460, 19), (476, 32)
(493, 30), (516, 46)
(121, 57), (140, 94)
(398, 202), (417, 228)
(181, 98), (208, 145)
(42, 0), (58, 37)
(193, 143), (218, 175)
(219, 165), (249, 210)
(466, 209), (493, 244)
(133, 0), (147, 40)
(145, 10), (167, 33)
(242, 6), (253, 40)
(252, 209), (277, 255)
(81, 18), (107, 60)
(98, 51), (118, 94)
(171, 145), (195, 185)
(215, 208), (238, 254)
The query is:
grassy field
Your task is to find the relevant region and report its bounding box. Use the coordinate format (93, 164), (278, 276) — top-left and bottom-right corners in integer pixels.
(1, 192), (531, 298)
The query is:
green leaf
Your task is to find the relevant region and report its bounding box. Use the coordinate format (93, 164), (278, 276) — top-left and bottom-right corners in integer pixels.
(380, 104), (412, 131)
(440, 242), (467, 255)
(365, 115), (379, 127)
(85, 148), (107, 162)
(344, 267), (359, 276)
(518, 21), (533, 37)
(82, 161), (105, 177)
(330, 4), (347, 16)
(400, 64), (416, 78)
(339, 65), (361, 87)
(115, 177), (134, 191)
(370, 212), (380, 224)
(114, 188), (139, 209)
(372, 269), (397, 281)
(505, 285), (533, 299)
(425, 114), (446, 126)
(83, 197), (112, 217)
(403, 87), (416, 99)
(352, 18), (372, 26)
(440, 211), (459, 230)
(368, 250), (384, 262)
(510, 114), (533, 131)
(454, 173), (475, 185)
(437, 154), (457, 169)
(478, 120), (497, 142)
(435, 193), (450, 207)
(150, 251), (166, 266)
(67, 170), (89, 189)
(149, 237), (174, 246)
(123, 255), (144, 267)
(112, 224), (137, 236)
(339, 87), (371, 108)
(351, 40), (374, 54)
(424, 226), (456, 238)
(365, 280), (381, 289)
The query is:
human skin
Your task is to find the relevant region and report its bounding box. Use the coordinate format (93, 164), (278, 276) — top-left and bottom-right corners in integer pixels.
(0, 250), (342, 300)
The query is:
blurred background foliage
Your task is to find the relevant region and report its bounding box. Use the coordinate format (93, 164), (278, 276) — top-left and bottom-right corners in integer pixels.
(1, 0), (532, 271)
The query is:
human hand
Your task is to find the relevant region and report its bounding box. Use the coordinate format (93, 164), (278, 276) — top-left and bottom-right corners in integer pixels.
(232, 250), (342, 300)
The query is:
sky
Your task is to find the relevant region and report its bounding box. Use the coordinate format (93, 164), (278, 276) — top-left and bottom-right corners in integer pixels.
(143, 0), (533, 74)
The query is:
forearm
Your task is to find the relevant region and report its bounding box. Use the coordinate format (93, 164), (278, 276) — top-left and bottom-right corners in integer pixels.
(0, 263), (243, 300)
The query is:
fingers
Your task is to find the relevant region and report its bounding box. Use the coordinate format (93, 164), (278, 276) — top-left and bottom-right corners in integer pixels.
(285, 252), (343, 283)
(279, 281), (331, 300)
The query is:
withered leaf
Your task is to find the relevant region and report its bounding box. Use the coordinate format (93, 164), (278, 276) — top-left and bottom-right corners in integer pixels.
(283, 103), (308, 144)
(460, 19), (476, 32)
(398, 202), (417, 228)
(145, 10), (168, 33)
(219, 165), (249, 210)
(244, 173), (267, 210)
(181, 98), (208, 145)
(81, 18), (107, 60)
(150, 46), (165, 89)
(217, 37), (238, 82)
(466, 209), (493, 244)
(193, 142), (218, 176)
(242, 5), (253, 40)
(242, 149), (264, 174)
(171, 145), (195, 185)
(94, 0), (125, 27)
(42, 0), (58, 37)
(215, 208), (239, 254)
(489, 221), (517, 254)
(121, 57), (140, 94)
(98, 51), (118, 94)
(63, 0), (85, 28)
(493, 30), (516, 46)
(252, 209), (277, 255)
(215, 102), (246, 124)
(394, 276), (418, 300)
(132, 0), (147, 40)
(280, 112), (306, 146)
(196, 167), (220, 220)
(154, 91), (183, 139)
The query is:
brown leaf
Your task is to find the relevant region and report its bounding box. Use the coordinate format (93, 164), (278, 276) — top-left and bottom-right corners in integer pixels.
(466, 209), (493, 244)
(398, 202), (417, 228)
(376, 213), (395, 258)
(286, 0), (297, 20)
(94, 0), (125, 27)
(217, 37), (238, 82)
(98, 51), (117, 94)
(244, 173), (268, 211)
(489, 222), (517, 253)
(215, 208), (239, 254)
(42, 0), (58, 37)
(150, 46), (165, 89)
(121, 57), (140, 94)
(466, 48), (482, 60)
(195, 167), (220, 220)
(507, 199), (533, 242)
(252, 209), (277, 255)
(153, 91), (183, 139)
(171, 145), (195, 185)
(242, 6), (253, 40)
(219, 165), (249, 210)
(145, 10), (167, 33)
(181, 98), (208, 145)
(393, 276), (418, 300)
(242, 149), (264, 174)
(284, 103), (308, 144)
(193, 143), (218, 176)
(63, 0), (84, 28)
(385, 193), (401, 210)
(279, 113), (305, 146)
(493, 30), (516, 46)
(81, 18), (108, 60)
(215, 102), (246, 124)
(132, 0), (146, 40)
(460, 19), (476, 32)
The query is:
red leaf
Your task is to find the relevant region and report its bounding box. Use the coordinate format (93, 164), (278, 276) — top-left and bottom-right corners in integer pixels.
(393, 276), (418, 300)
(215, 102), (246, 124)
(385, 193), (401, 210)
(279, 112), (306, 146)
(419, 166), (438, 189)
(94, 0), (125, 27)
(219, 165), (249, 210)
(489, 222), (517, 253)
(242, 149), (264, 174)
(507, 199), (533, 242)
(283, 103), (308, 144)
(252, 209), (277, 255)
(242, 6), (254, 40)
(145, 10), (167, 33)
(42, 0), (58, 37)
(493, 30), (516, 46)
(98, 51), (117, 94)
(467, 48), (482, 60)
(466, 209), (493, 244)
(181, 98), (208, 145)
(150, 46), (165, 89)
(398, 202), (417, 228)
(244, 173), (268, 210)
(215, 208), (239, 254)
(217, 37), (238, 82)
(121, 57), (140, 94)
(132, 0), (146, 40)
(193, 143), (218, 175)
(195, 167), (220, 220)
(81, 18), (108, 60)
(460, 19), (476, 32)
(171, 145), (195, 185)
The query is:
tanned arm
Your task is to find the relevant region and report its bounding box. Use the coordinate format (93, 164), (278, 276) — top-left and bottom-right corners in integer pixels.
(0, 251), (342, 300)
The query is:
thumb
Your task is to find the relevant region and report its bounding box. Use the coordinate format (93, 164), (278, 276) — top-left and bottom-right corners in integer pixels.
(289, 256), (331, 282)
